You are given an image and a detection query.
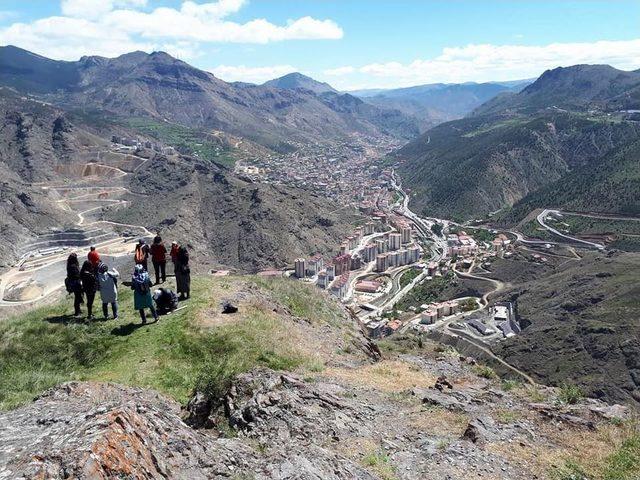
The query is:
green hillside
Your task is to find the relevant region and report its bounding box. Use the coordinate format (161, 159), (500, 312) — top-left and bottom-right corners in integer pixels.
(0, 276), (355, 409)
(397, 111), (640, 221)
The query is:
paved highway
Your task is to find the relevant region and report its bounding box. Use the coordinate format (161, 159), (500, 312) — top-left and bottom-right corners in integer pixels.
(537, 209), (605, 250)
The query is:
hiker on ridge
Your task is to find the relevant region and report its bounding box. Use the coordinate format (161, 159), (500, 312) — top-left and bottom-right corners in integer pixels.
(175, 245), (191, 301)
(88, 245), (101, 270)
(131, 264), (158, 324)
(80, 260), (98, 320)
(65, 253), (83, 317)
(134, 239), (150, 272)
(150, 235), (167, 285)
(97, 262), (119, 320)
(170, 241), (179, 272)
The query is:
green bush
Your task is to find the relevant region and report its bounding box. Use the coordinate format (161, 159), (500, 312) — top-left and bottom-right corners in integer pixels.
(473, 364), (498, 379)
(557, 383), (584, 405)
(501, 379), (520, 392)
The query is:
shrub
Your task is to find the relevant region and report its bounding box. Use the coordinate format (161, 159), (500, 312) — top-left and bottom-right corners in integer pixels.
(557, 383), (584, 405)
(501, 379), (520, 392)
(473, 364), (498, 379)
(361, 449), (397, 480)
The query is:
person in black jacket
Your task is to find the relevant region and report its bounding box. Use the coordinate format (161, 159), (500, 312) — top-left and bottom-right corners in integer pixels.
(175, 245), (191, 300)
(66, 253), (83, 317)
(80, 260), (98, 320)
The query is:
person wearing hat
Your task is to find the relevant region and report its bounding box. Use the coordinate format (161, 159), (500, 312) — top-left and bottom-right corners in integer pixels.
(170, 241), (179, 265)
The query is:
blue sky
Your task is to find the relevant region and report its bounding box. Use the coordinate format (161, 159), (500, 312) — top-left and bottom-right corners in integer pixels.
(1, 1), (639, 89)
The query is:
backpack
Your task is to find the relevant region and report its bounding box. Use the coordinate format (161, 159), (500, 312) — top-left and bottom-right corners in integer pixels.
(132, 275), (149, 294)
(135, 246), (145, 263)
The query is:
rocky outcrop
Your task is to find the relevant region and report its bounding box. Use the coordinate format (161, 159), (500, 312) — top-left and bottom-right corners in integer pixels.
(0, 382), (259, 479)
(0, 359), (633, 479)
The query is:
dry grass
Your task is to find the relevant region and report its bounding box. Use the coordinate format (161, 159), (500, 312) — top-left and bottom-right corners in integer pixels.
(408, 404), (469, 436)
(487, 420), (640, 479)
(323, 360), (436, 392)
(194, 277), (331, 367)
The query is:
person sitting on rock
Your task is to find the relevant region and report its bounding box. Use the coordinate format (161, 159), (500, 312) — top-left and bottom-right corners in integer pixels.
(97, 262), (119, 320)
(150, 235), (167, 285)
(80, 260), (98, 321)
(131, 264), (158, 324)
(65, 253), (83, 317)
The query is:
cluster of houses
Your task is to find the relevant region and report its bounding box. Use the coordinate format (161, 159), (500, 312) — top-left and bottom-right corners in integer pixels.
(111, 135), (175, 155)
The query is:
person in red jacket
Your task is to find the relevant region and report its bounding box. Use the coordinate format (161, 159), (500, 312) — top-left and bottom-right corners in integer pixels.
(88, 246), (101, 270)
(149, 235), (167, 285)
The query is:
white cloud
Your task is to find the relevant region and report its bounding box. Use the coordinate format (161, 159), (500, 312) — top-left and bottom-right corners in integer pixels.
(0, 0), (343, 60)
(324, 66), (355, 76)
(61, 0), (148, 19)
(210, 64), (298, 84)
(353, 39), (640, 87)
(104, 9), (342, 44)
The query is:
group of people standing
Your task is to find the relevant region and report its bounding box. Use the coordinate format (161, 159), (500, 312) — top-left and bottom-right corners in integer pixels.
(65, 246), (119, 321)
(65, 236), (191, 324)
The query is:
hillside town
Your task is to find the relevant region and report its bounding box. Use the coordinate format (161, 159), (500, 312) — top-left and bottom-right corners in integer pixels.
(246, 145), (524, 347)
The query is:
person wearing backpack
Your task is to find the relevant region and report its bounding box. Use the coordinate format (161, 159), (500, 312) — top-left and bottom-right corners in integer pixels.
(131, 264), (158, 324)
(175, 245), (191, 300)
(149, 235), (167, 285)
(134, 239), (150, 272)
(97, 262), (119, 320)
(80, 260), (98, 320)
(65, 253), (83, 317)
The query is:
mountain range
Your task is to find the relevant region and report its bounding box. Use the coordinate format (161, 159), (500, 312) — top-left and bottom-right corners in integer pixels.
(394, 64), (640, 221)
(350, 80), (532, 131)
(0, 46), (419, 152)
(0, 80), (359, 271)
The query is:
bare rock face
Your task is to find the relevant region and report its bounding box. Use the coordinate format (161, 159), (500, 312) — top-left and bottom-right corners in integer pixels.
(0, 378), (379, 480)
(186, 369), (379, 479)
(0, 382), (255, 480)
(1, 366), (632, 480)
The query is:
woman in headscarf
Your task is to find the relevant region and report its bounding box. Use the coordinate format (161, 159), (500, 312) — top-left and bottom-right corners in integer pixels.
(65, 253), (83, 317)
(175, 245), (191, 300)
(131, 264), (158, 324)
(97, 262), (119, 320)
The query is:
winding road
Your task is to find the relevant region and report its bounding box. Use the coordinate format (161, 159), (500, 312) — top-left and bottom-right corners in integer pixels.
(0, 149), (155, 309)
(536, 209), (605, 250)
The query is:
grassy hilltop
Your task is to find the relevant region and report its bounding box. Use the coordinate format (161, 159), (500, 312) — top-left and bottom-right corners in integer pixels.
(0, 275), (357, 410)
